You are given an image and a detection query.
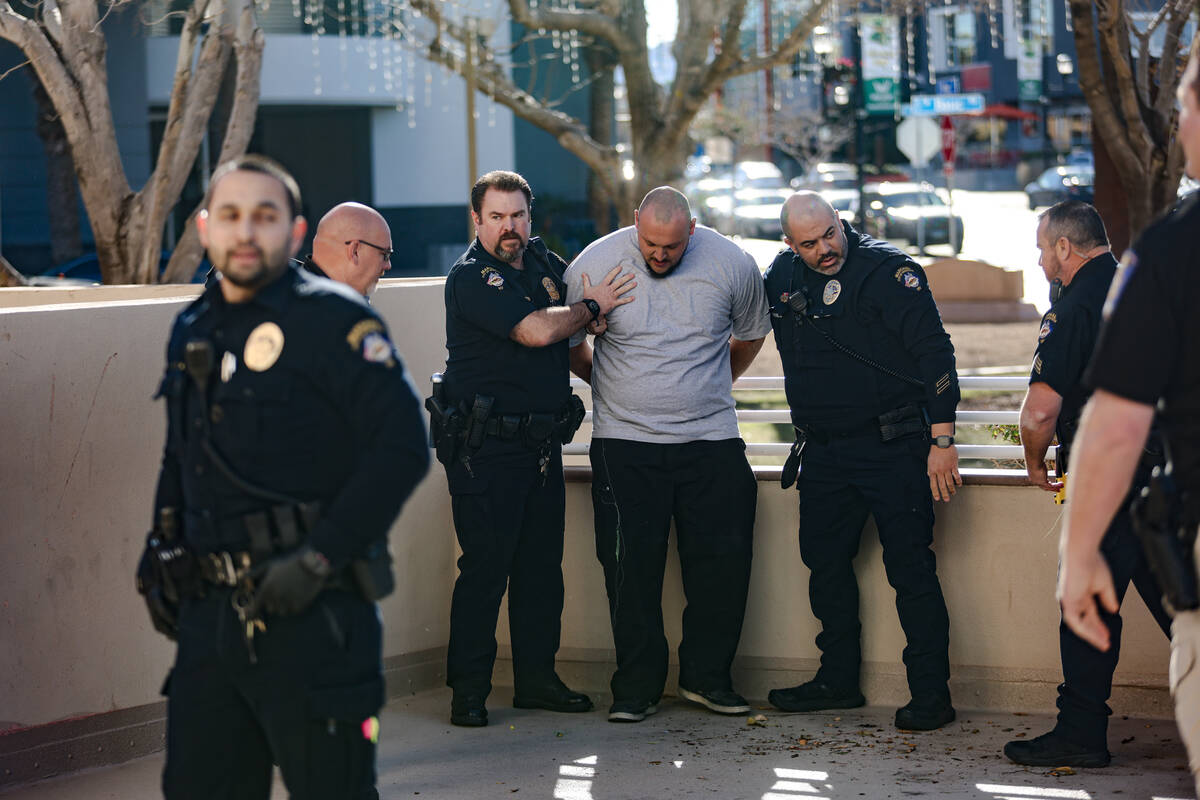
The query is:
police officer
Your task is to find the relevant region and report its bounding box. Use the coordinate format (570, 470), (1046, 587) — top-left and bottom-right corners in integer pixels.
(1004, 200), (1170, 768)
(301, 202), (393, 298)
(136, 154), (430, 799)
(434, 170), (635, 727)
(1059, 41), (1200, 794)
(764, 191), (960, 731)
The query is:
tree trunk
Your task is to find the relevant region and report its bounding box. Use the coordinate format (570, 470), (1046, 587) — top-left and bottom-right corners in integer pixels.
(586, 45), (617, 235)
(31, 72), (82, 266)
(0, 254), (29, 287)
(161, 2), (263, 283)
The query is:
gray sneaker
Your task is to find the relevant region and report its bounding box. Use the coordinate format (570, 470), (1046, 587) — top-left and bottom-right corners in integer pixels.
(678, 686), (751, 715)
(608, 699), (658, 723)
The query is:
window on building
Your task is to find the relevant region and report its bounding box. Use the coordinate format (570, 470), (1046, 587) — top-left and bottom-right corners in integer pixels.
(1003, 0), (1054, 59)
(928, 7), (977, 70)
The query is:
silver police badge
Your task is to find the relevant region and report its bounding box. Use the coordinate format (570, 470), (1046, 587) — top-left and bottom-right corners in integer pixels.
(822, 279), (842, 305)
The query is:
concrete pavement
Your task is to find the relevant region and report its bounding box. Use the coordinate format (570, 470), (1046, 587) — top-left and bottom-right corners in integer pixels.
(2, 688), (1192, 799)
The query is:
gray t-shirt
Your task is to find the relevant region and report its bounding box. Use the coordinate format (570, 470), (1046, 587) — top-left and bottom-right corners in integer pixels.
(564, 225), (771, 443)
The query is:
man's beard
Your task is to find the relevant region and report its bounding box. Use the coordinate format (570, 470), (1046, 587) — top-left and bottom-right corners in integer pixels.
(218, 246), (287, 288)
(493, 234), (527, 264)
(645, 262), (678, 279)
(804, 248), (844, 275)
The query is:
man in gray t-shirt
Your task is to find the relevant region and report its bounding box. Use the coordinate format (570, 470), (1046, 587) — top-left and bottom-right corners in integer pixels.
(564, 187), (771, 723)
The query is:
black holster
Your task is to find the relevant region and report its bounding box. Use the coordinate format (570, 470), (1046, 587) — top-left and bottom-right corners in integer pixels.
(1130, 465), (1199, 612)
(137, 507), (200, 605)
(878, 404), (928, 442)
(557, 394), (587, 445)
(351, 537), (395, 602)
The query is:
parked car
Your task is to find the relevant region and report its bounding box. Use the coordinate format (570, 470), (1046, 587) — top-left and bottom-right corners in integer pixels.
(861, 182), (964, 254)
(732, 160), (787, 191)
(728, 189), (792, 239)
(1024, 165), (1094, 209)
(792, 162), (857, 190)
(820, 188), (860, 224)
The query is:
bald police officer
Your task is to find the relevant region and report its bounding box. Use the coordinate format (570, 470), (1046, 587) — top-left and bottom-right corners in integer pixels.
(764, 191), (960, 731)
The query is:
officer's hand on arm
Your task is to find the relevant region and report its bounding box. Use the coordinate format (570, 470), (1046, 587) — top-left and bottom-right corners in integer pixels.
(927, 423), (961, 502)
(1058, 545), (1118, 652)
(249, 545), (332, 617)
(586, 314), (607, 337)
(581, 267), (637, 315)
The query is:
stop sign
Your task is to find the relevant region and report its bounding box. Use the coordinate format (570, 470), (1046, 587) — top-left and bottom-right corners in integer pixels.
(940, 115), (956, 165)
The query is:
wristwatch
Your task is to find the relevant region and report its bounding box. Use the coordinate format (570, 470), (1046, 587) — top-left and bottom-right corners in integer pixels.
(581, 298), (601, 322)
(933, 435), (955, 449)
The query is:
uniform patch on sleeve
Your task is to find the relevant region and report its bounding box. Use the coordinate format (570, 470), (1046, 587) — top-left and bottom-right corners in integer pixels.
(346, 318), (396, 368)
(1038, 312), (1056, 342)
(542, 276), (561, 303)
(936, 373), (952, 395)
(1104, 250), (1138, 318)
(1033, 355), (1043, 374)
(894, 266), (923, 291)
(481, 266), (505, 290)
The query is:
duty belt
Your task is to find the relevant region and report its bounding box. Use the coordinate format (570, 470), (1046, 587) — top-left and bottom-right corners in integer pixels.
(196, 547), (356, 593)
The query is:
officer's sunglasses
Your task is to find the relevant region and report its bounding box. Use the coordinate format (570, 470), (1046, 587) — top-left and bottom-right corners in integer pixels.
(346, 239), (393, 262)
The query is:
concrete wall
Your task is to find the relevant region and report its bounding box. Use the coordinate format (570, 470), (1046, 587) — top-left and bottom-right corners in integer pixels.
(0, 280), (1172, 780)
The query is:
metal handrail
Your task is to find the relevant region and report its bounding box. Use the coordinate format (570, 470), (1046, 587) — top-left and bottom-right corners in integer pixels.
(566, 374), (1026, 463)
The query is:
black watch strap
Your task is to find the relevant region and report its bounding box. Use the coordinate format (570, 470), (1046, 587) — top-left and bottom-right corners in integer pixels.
(933, 434), (955, 449)
(581, 298), (601, 321)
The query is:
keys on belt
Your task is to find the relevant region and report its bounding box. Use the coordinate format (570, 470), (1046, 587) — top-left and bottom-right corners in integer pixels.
(197, 550), (252, 586)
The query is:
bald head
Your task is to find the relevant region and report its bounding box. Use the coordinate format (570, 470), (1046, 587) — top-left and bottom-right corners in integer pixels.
(781, 191), (848, 275)
(638, 187), (692, 225)
(633, 187), (696, 278)
(311, 202), (392, 295)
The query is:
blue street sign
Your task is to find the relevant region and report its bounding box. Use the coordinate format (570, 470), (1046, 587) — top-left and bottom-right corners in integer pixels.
(905, 93), (985, 116)
(936, 76), (961, 95)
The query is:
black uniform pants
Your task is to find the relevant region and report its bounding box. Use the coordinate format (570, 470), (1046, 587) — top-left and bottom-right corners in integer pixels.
(589, 438), (757, 703)
(446, 447), (566, 697)
(795, 432), (950, 698)
(1055, 501), (1172, 747)
(163, 586), (382, 800)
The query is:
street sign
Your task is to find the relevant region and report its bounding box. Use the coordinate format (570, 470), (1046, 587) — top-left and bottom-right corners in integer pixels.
(936, 76), (960, 95)
(896, 117), (941, 166)
(940, 115), (956, 165)
(905, 93), (985, 116)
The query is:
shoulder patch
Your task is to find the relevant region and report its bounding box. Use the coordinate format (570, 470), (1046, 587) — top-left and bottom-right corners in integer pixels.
(481, 266), (505, 290)
(1038, 318), (1054, 342)
(894, 266), (922, 291)
(1103, 250), (1138, 319)
(346, 318), (395, 368)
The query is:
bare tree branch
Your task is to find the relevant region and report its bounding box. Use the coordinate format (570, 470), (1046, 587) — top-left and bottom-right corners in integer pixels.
(508, 0), (633, 53)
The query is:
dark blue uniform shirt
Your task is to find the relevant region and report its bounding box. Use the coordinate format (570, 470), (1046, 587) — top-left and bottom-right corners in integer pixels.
(1030, 252), (1117, 448)
(1088, 192), (1200, 497)
(442, 237), (570, 416)
(764, 221), (959, 428)
(153, 265), (430, 568)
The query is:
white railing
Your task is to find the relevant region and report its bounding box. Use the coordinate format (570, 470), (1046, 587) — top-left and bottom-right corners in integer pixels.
(564, 376), (1027, 462)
